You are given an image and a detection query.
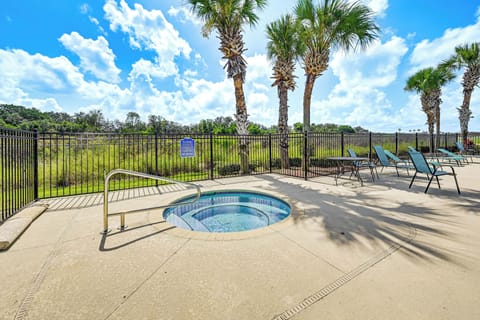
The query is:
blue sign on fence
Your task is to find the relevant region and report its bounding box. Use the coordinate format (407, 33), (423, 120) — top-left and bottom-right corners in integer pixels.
(180, 137), (195, 158)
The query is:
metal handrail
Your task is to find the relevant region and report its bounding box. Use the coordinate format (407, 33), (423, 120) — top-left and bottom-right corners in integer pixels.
(102, 169), (201, 234)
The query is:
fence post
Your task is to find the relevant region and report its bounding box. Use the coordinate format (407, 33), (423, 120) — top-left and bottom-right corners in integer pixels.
(33, 130), (39, 200)
(415, 133), (419, 151)
(395, 132), (399, 154)
(304, 131), (308, 181)
(430, 133), (436, 152)
(155, 132), (159, 187)
(444, 133), (448, 149)
(341, 132), (344, 157)
(268, 134), (272, 174)
(210, 133), (214, 180)
(369, 132), (372, 160)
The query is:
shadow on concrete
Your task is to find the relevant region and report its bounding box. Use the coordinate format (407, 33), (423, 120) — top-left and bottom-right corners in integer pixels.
(40, 184), (197, 211)
(260, 174), (479, 265)
(99, 221), (175, 251)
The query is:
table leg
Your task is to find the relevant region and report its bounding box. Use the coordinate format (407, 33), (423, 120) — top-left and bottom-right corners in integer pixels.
(351, 163), (364, 186)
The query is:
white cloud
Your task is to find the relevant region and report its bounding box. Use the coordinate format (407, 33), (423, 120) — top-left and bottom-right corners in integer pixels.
(0, 49), (83, 92)
(396, 93), (430, 131)
(80, 3), (90, 15)
(409, 16), (480, 71)
(168, 6), (201, 25)
(353, 0), (388, 17)
(89, 16), (99, 25)
(59, 32), (121, 83)
(331, 36), (408, 88)
(246, 54), (272, 81)
(103, 0), (191, 79)
(312, 85), (391, 129)
(129, 58), (175, 83)
(306, 36), (408, 131)
(0, 48), (132, 117)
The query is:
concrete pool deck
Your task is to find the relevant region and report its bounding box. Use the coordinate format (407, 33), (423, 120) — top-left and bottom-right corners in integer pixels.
(1, 163), (480, 319)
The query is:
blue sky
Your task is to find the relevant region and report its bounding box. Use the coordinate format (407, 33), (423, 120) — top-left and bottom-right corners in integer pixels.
(1, 0), (480, 133)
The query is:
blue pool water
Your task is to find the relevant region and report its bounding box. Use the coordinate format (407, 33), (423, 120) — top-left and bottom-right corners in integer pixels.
(163, 191), (291, 232)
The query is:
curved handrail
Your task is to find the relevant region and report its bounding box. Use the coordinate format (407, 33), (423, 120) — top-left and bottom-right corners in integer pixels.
(103, 169), (201, 233)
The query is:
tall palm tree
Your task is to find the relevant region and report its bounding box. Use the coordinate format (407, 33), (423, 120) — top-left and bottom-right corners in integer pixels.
(405, 66), (455, 151)
(187, 0), (267, 174)
(294, 0), (379, 133)
(442, 42), (480, 143)
(266, 14), (304, 169)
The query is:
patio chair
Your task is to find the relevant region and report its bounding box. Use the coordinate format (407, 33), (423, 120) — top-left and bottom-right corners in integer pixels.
(436, 148), (468, 165)
(373, 145), (397, 174)
(408, 146), (444, 169)
(384, 149), (410, 164)
(373, 145), (409, 176)
(408, 150), (461, 194)
(382, 148), (414, 176)
(455, 141), (475, 162)
(347, 149), (378, 181)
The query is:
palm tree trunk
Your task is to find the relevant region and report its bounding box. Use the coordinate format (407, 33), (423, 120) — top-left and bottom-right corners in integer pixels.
(421, 93), (435, 153)
(278, 85), (289, 169)
(459, 88), (473, 143)
(459, 65), (480, 142)
(303, 74), (315, 133)
(233, 74), (249, 174)
(435, 107), (441, 150)
(302, 73), (316, 171)
(434, 89), (441, 150)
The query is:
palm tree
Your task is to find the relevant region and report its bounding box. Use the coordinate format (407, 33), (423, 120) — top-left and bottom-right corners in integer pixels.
(294, 0), (379, 133)
(405, 66), (455, 151)
(187, 0), (267, 174)
(294, 0), (379, 169)
(442, 42), (480, 144)
(266, 14), (304, 169)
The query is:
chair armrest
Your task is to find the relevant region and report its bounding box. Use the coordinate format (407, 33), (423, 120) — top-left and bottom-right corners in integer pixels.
(432, 164), (456, 175)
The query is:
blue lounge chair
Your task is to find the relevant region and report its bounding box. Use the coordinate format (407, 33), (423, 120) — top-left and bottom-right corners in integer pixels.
(383, 148), (414, 176)
(408, 150), (460, 194)
(455, 141), (475, 162)
(373, 146), (413, 176)
(347, 149), (378, 181)
(408, 146), (443, 168)
(384, 149), (410, 164)
(436, 148), (468, 165)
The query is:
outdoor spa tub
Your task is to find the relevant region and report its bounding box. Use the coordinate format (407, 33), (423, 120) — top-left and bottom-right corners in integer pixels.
(163, 190), (291, 232)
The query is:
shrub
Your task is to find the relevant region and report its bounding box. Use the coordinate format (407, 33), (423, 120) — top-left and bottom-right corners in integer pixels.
(218, 164), (240, 176)
(56, 172), (72, 187)
(310, 158), (322, 167)
(271, 158), (281, 169)
(218, 163), (256, 176)
(289, 157), (302, 167)
(270, 157), (302, 168)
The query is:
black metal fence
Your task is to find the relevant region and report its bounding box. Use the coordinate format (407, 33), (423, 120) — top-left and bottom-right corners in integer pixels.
(1, 127), (477, 222)
(1, 128), (37, 221)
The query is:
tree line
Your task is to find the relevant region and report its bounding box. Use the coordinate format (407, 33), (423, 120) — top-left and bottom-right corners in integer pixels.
(0, 104), (362, 134)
